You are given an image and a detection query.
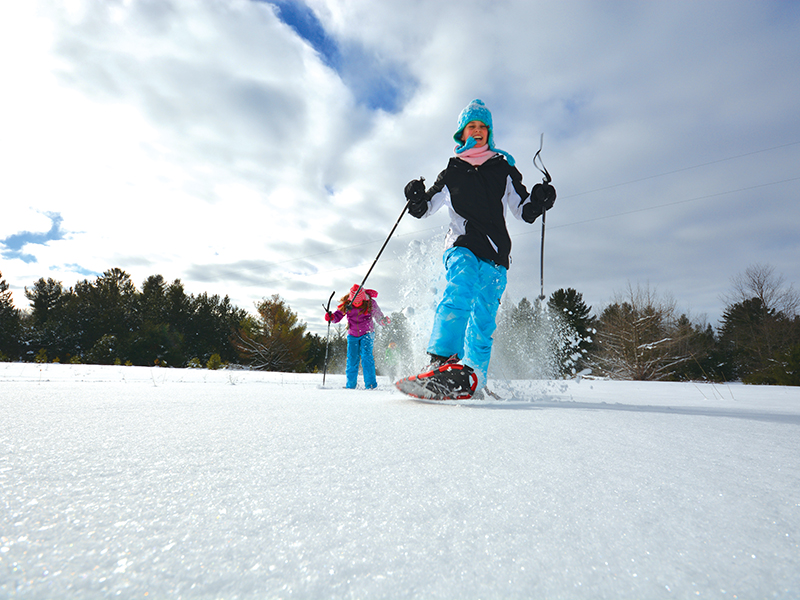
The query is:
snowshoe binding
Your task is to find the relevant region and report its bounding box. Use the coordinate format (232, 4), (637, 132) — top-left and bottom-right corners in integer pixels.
(395, 356), (478, 401)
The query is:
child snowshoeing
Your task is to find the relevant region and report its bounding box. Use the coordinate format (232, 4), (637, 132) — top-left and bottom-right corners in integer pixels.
(396, 99), (556, 400)
(325, 284), (389, 389)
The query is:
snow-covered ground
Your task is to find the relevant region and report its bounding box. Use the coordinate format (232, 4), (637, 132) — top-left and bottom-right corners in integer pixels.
(2, 362), (799, 599)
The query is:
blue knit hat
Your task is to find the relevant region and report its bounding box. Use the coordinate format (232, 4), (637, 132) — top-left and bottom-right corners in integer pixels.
(453, 99), (515, 166)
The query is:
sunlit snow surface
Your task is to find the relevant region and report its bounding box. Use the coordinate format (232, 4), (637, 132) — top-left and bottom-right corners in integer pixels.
(2, 363), (799, 599)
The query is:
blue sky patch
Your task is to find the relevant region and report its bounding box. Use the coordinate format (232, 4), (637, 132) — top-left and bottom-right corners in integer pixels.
(261, 0), (414, 113)
(0, 212), (66, 264)
(265, 0), (341, 69)
(64, 263), (100, 278)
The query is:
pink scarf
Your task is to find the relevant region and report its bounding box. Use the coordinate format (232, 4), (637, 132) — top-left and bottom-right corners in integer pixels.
(455, 144), (496, 166)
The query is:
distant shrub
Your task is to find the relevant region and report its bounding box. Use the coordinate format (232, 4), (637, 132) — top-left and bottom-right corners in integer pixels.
(207, 353), (222, 370)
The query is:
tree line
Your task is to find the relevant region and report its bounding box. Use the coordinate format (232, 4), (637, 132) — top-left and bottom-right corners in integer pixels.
(593, 264), (800, 384)
(491, 263), (799, 385)
(1, 264), (799, 385)
(0, 268), (328, 372)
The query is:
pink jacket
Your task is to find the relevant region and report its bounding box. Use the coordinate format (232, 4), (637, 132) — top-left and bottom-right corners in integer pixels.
(330, 300), (386, 337)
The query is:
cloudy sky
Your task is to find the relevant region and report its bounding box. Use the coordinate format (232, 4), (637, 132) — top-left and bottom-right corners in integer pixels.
(2, 0), (799, 336)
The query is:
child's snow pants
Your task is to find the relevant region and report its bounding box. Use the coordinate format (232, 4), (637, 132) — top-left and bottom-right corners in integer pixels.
(346, 332), (377, 389)
(427, 246), (507, 390)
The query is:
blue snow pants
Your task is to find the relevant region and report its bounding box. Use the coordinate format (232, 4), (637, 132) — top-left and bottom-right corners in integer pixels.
(346, 332), (377, 389)
(427, 246), (508, 390)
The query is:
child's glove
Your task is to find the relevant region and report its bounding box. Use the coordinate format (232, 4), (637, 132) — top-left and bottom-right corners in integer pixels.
(324, 311), (333, 322)
(522, 183), (557, 223)
(404, 178), (428, 218)
(380, 316), (391, 326)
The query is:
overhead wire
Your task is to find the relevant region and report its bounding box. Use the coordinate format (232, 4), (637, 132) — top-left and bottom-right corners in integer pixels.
(268, 139), (800, 272)
(559, 139), (800, 200)
(541, 175), (800, 232)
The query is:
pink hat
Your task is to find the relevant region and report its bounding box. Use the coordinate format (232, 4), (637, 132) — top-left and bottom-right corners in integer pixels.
(349, 284), (378, 307)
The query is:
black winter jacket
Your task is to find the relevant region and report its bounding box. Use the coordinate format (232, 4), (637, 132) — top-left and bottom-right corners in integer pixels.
(418, 155), (533, 269)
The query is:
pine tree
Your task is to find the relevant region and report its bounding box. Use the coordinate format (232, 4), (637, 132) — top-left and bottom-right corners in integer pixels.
(127, 274), (185, 366)
(71, 268), (137, 361)
(0, 272), (22, 361)
(25, 277), (65, 327)
(547, 288), (596, 375)
(303, 332), (328, 373)
(23, 277), (74, 361)
(718, 265), (800, 383)
(718, 297), (785, 383)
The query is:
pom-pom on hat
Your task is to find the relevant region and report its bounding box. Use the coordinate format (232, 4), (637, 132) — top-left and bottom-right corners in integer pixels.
(452, 98), (515, 166)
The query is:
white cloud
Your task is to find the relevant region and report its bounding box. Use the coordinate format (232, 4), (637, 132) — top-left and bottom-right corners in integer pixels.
(1, 0), (799, 340)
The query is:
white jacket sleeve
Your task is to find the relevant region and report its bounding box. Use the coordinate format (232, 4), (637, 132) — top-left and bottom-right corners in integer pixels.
(505, 175), (528, 221)
(422, 185), (450, 218)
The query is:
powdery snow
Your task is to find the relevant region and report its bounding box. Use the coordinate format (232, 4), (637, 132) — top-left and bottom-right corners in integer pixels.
(2, 362), (799, 599)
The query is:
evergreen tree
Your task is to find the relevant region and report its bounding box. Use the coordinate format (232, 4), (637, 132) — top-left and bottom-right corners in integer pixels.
(718, 264), (800, 383)
(718, 297), (789, 383)
(137, 275), (169, 324)
(127, 275), (185, 366)
(25, 277), (65, 327)
(68, 268), (137, 361)
(165, 279), (193, 335)
(547, 288), (596, 374)
(766, 333), (800, 386)
(185, 292), (246, 365)
(0, 272), (22, 361)
(23, 277), (69, 361)
(303, 332), (328, 373)
(669, 320), (728, 382)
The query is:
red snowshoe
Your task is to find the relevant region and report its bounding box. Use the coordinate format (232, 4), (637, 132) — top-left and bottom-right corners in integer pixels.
(395, 356), (478, 401)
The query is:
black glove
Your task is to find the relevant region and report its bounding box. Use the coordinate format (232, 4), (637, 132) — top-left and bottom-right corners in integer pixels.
(533, 182), (556, 209)
(404, 178), (428, 218)
(522, 183), (557, 223)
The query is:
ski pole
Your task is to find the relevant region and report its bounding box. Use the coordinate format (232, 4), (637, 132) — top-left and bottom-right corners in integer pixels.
(346, 188), (417, 310)
(321, 290), (335, 387)
(533, 135), (552, 301)
(538, 205), (546, 301)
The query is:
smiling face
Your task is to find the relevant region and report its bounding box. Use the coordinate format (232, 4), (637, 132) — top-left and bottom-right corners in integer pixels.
(460, 120), (489, 147)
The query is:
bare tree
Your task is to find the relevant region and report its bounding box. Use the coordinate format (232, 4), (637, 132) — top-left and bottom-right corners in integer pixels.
(594, 283), (694, 380)
(233, 295), (309, 372)
(725, 263), (799, 317)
